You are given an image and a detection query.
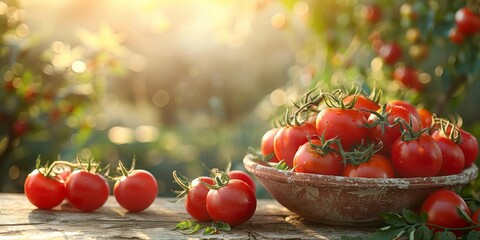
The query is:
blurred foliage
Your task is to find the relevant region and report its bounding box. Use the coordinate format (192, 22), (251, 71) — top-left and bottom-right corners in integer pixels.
(0, 0), (479, 200)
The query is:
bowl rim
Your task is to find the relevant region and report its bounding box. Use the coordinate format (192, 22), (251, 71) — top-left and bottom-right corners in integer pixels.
(243, 154), (479, 189)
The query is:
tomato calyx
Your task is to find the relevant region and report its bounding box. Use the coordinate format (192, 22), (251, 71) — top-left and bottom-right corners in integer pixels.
(342, 142), (383, 167)
(432, 117), (462, 144)
(172, 170), (195, 201)
(395, 117), (430, 142)
(284, 88), (325, 126)
(202, 169), (230, 190)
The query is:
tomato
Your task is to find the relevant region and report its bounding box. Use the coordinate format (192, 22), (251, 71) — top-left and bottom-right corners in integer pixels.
(368, 104), (420, 154)
(431, 131), (465, 176)
(420, 190), (471, 235)
(206, 179), (256, 227)
(185, 176), (215, 222)
(260, 128), (280, 162)
(114, 169), (158, 212)
(342, 95), (380, 119)
(361, 4), (381, 23)
(473, 208), (480, 229)
(417, 108), (433, 129)
(65, 170), (110, 212)
(391, 133), (442, 177)
(24, 169), (66, 209)
(455, 7), (480, 35)
(316, 108), (368, 151)
(449, 28), (465, 44)
(457, 129), (479, 168)
(389, 100), (421, 123)
(378, 42), (402, 65)
(342, 154), (395, 178)
(393, 66), (424, 91)
(228, 170), (255, 192)
(293, 139), (344, 175)
(273, 123), (317, 167)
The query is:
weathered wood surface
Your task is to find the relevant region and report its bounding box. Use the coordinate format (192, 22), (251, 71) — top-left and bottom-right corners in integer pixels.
(0, 193), (375, 239)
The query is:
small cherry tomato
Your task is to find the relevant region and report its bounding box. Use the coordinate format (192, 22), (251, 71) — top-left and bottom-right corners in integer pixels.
(273, 123), (317, 167)
(458, 128), (479, 168)
(342, 95), (380, 119)
(391, 133), (442, 178)
(420, 190), (471, 236)
(393, 66), (424, 91)
(316, 108), (368, 151)
(361, 4), (381, 23)
(449, 28), (465, 44)
(417, 108), (433, 129)
(114, 169), (158, 212)
(389, 100), (421, 123)
(342, 154), (395, 178)
(431, 131), (465, 176)
(206, 179), (256, 227)
(378, 42), (402, 65)
(65, 170), (110, 212)
(24, 169), (66, 209)
(260, 128), (280, 162)
(185, 176), (215, 222)
(293, 139), (344, 175)
(228, 170), (256, 192)
(455, 7), (480, 35)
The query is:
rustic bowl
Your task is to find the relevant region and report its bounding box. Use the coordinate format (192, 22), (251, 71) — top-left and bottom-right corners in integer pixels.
(243, 154), (478, 227)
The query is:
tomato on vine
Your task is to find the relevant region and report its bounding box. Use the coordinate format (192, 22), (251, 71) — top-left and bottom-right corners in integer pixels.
(420, 189), (471, 236)
(65, 157), (110, 212)
(454, 7), (480, 35)
(273, 123), (316, 167)
(113, 159), (158, 212)
(367, 104), (420, 154)
(342, 94), (380, 119)
(205, 170), (256, 227)
(458, 128), (479, 168)
(227, 170), (255, 192)
(316, 93), (368, 151)
(393, 66), (424, 91)
(293, 138), (344, 175)
(173, 171), (215, 222)
(378, 42), (402, 65)
(24, 158), (66, 210)
(390, 123), (442, 178)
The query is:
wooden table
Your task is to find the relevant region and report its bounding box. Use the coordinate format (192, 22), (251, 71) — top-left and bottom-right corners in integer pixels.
(0, 193), (375, 239)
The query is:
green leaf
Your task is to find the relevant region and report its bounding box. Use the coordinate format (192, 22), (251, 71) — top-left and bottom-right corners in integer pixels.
(402, 208), (419, 224)
(172, 220), (204, 235)
(173, 220), (195, 231)
(435, 230), (456, 240)
(379, 212), (407, 227)
(414, 225), (432, 240)
(203, 226), (218, 235)
(466, 230), (480, 240)
(212, 221), (231, 231)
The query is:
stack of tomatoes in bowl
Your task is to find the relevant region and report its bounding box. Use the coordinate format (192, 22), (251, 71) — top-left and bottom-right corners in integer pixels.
(244, 89), (478, 226)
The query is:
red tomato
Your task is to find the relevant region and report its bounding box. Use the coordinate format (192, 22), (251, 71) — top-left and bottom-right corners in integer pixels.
(273, 123), (317, 167)
(391, 133), (443, 177)
(206, 179), (256, 227)
(185, 176), (215, 222)
(114, 170), (158, 212)
(417, 108), (433, 129)
(393, 66), (424, 91)
(473, 208), (480, 229)
(449, 28), (465, 44)
(368, 104), (420, 154)
(378, 42), (402, 65)
(420, 190), (471, 235)
(260, 128), (280, 162)
(316, 108), (368, 151)
(342, 154), (395, 178)
(228, 170), (255, 192)
(65, 170), (110, 212)
(293, 139), (344, 175)
(455, 7), (480, 35)
(342, 95), (380, 119)
(24, 169), (66, 209)
(458, 129), (479, 168)
(389, 100), (421, 123)
(431, 132), (465, 176)
(361, 4), (381, 23)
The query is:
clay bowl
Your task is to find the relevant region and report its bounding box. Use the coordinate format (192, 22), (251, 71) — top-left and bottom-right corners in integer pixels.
(243, 154), (478, 227)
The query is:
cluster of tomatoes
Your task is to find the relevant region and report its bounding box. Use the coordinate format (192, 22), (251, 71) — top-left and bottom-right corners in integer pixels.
(420, 189), (480, 237)
(24, 157), (158, 213)
(173, 168), (256, 227)
(449, 7), (480, 44)
(260, 89), (478, 179)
